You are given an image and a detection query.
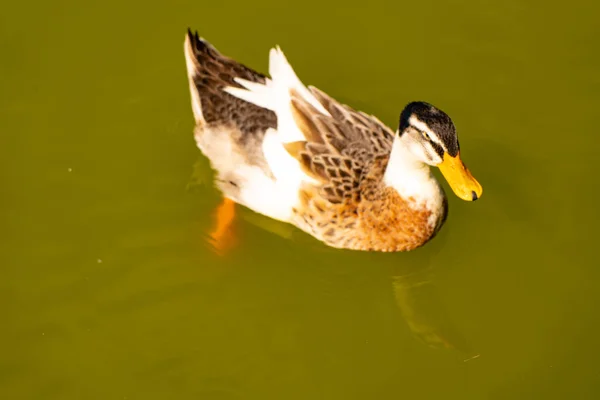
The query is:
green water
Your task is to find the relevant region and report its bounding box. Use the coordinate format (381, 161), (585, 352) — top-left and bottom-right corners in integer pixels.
(3, 0), (600, 398)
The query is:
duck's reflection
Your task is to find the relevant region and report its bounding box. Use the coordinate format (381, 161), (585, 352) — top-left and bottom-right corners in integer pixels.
(391, 264), (479, 361)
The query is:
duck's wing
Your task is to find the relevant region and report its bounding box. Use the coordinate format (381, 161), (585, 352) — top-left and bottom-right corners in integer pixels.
(291, 86), (394, 158)
(305, 86), (396, 157)
(283, 86), (396, 204)
(223, 46), (396, 204)
(183, 29), (276, 135)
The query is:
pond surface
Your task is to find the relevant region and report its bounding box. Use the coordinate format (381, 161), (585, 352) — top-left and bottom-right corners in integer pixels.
(2, 0), (600, 398)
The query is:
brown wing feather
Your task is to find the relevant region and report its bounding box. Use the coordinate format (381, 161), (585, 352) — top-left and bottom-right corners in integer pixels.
(287, 87), (395, 204)
(308, 86), (395, 154)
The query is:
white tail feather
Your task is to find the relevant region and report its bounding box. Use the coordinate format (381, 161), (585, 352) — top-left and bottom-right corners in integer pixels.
(268, 47), (329, 115)
(268, 47), (330, 143)
(223, 46), (331, 135)
(223, 78), (274, 110)
(223, 46), (328, 189)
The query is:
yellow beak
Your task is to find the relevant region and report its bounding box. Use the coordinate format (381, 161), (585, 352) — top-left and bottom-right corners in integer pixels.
(438, 152), (483, 201)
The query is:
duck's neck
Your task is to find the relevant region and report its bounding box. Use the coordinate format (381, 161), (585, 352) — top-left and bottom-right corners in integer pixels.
(383, 135), (444, 210)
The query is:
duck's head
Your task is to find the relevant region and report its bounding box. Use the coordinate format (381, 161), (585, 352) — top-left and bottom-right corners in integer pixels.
(398, 102), (483, 201)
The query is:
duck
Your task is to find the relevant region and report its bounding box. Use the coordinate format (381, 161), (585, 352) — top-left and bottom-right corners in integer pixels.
(183, 29), (482, 253)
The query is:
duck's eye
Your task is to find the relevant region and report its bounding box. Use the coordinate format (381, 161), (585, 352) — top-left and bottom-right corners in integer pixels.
(422, 131), (431, 141)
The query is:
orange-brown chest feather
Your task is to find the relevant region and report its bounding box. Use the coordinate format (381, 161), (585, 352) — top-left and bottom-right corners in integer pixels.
(293, 186), (443, 252)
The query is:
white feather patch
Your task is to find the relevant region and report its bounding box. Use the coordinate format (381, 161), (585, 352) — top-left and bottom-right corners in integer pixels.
(236, 164), (297, 222)
(223, 78), (274, 110)
(262, 128), (320, 185)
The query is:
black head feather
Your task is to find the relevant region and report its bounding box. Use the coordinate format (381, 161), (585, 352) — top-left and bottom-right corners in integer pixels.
(398, 101), (460, 157)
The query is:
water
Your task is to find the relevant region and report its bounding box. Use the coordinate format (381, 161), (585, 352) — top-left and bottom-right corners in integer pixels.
(3, 0), (600, 398)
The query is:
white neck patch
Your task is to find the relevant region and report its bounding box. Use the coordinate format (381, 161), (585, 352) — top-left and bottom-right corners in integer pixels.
(383, 135), (445, 227)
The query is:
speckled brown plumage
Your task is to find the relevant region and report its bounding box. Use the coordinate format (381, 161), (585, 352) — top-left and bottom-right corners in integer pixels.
(285, 88), (394, 203)
(285, 91), (446, 251)
(293, 155), (445, 252)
